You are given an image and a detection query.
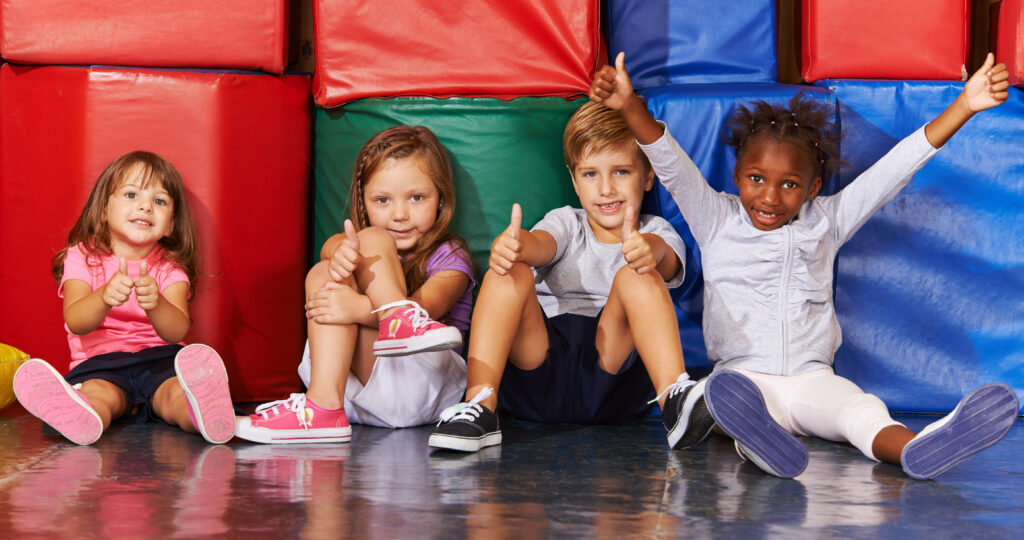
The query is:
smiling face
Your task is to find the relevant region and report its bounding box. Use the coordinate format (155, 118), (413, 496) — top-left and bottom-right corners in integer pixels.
(362, 155), (440, 255)
(733, 136), (821, 231)
(104, 163), (175, 259)
(571, 143), (653, 243)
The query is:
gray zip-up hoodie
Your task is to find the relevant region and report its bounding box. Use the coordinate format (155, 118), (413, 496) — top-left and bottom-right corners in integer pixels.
(641, 125), (939, 375)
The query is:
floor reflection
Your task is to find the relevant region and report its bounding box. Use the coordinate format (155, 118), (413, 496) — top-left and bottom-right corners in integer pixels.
(0, 405), (1021, 537)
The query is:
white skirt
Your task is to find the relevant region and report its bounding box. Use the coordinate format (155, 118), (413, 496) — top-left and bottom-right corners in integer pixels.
(298, 340), (467, 428)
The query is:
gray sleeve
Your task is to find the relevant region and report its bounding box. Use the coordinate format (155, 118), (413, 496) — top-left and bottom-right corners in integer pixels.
(827, 126), (939, 244)
(639, 124), (729, 245)
(531, 206), (575, 269)
(640, 215), (689, 290)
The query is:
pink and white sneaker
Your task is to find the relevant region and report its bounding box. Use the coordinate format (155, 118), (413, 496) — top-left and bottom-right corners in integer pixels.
(371, 300), (462, 357)
(234, 394), (351, 444)
(13, 358), (103, 445)
(175, 344), (236, 444)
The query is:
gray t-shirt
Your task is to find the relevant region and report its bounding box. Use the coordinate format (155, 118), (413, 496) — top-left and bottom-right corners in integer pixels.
(532, 206), (688, 318)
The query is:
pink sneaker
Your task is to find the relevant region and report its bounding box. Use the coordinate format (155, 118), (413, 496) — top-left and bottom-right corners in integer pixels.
(13, 358), (103, 445)
(175, 344), (235, 444)
(371, 300), (462, 357)
(234, 394), (351, 444)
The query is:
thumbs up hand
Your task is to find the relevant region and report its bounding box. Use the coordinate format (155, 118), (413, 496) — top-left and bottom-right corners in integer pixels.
(489, 204), (524, 276)
(328, 219), (362, 282)
(103, 257), (135, 307)
(135, 260), (160, 311)
(589, 52), (635, 110)
(620, 206), (654, 275)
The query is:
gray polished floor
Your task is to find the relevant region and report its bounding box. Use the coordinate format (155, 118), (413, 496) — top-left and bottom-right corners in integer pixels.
(0, 404), (1021, 538)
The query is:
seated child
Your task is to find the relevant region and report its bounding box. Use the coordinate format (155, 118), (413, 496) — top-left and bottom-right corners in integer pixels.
(430, 101), (714, 452)
(14, 151), (235, 445)
(591, 52), (1019, 479)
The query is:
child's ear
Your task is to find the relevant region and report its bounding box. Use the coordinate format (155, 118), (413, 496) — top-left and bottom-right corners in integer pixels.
(807, 176), (822, 200)
(568, 166), (581, 193)
(643, 167), (654, 192)
(732, 163), (742, 189)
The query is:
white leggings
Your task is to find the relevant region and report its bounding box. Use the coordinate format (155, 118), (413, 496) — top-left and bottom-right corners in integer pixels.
(733, 368), (904, 461)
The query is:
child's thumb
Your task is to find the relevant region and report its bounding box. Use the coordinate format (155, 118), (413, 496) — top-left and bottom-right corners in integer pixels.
(509, 203), (522, 241)
(139, 261), (148, 278)
(119, 257), (127, 275)
(982, 52), (995, 72)
(615, 52), (626, 75)
(344, 219), (360, 251)
(621, 205), (637, 241)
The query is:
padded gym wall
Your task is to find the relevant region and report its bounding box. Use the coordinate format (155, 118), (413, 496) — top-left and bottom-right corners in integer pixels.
(801, 0), (970, 82)
(606, 0), (778, 88)
(639, 83), (837, 370)
(0, 65), (311, 401)
(996, 0), (1024, 85)
(313, 97), (586, 273)
(312, 0), (602, 107)
(822, 79), (1024, 414)
(0, 1), (290, 73)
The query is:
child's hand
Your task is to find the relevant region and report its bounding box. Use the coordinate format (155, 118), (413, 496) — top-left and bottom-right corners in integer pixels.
(963, 53), (1010, 112)
(327, 219), (362, 282)
(103, 257), (134, 307)
(134, 261), (159, 311)
(305, 281), (361, 324)
(620, 206), (655, 274)
(489, 204), (523, 276)
(589, 52), (635, 110)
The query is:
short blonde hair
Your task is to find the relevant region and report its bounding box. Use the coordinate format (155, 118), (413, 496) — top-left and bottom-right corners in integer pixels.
(562, 100), (651, 174)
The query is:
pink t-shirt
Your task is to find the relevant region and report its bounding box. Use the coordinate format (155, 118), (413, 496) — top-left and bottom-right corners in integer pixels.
(59, 244), (189, 369)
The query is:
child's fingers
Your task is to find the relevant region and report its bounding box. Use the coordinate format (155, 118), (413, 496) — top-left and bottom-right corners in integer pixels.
(509, 203), (522, 241)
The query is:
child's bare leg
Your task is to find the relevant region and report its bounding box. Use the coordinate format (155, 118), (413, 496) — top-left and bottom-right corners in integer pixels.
(599, 266), (685, 409)
(352, 227), (408, 315)
(305, 261), (361, 409)
(79, 379), (132, 430)
(151, 377), (196, 432)
(465, 263), (549, 411)
(871, 425), (916, 464)
(349, 325), (379, 385)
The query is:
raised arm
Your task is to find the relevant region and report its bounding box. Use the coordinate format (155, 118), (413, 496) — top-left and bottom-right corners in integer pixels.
(590, 52), (664, 145)
(925, 53), (1009, 148)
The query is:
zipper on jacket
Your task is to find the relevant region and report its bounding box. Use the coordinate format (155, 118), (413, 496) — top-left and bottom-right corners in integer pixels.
(778, 227), (794, 374)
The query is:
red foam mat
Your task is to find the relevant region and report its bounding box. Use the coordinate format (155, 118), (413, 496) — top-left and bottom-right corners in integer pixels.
(312, 0), (602, 107)
(801, 0), (969, 82)
(0, 1), (289, 73)
(997, 0), (1024, 85)
(0, 65), (311, 401)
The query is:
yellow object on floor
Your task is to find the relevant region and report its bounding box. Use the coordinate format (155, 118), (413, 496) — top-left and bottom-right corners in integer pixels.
(0, 343), (30, 409)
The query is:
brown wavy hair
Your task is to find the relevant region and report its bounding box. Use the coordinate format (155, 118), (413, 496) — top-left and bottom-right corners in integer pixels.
(348, 126), (473, 293)
(563, 100), (652, 175)
(51, 151), (200, 299)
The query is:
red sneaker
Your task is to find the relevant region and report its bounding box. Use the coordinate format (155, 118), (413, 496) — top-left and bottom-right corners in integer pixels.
(371, 300), (462, 357)
(235, 394), (351, 444)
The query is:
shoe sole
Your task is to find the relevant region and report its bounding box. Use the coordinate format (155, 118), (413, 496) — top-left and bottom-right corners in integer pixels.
(901, 383), (1018, 480)
(668, 379), (715, 449)
(13, 359), (103, 445)
(705, 370), (808, 478)
(428, 431), (502, 452)
(373, 326), (462, 357)
(234, 416), (352, 444)
(175, 344), (236, 444)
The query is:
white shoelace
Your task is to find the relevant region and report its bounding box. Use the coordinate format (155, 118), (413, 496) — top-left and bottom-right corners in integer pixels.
(437, 386), (494, 425)
(254, 393), (311, 429)
(648, 372), (694, 405)
(372, 300), (433, 330)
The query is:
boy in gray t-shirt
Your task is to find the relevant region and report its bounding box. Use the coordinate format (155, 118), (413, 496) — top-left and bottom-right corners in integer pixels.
(430, 102), (713, 453)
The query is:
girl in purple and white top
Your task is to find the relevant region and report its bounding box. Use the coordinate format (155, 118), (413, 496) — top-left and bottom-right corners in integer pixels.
(237, 126), (476, 441)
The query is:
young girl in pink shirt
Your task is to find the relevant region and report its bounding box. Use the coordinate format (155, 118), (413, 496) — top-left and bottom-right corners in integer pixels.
(14, 151), (235, 445)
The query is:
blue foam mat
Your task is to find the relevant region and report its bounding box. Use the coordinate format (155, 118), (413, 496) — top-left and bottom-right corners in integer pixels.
(607, 0), (778, 88)
(818, 80), (1024, 414)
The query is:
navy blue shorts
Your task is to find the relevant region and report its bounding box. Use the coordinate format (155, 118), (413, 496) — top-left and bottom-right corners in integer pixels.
(65, 344), (183, 423)
(498, 311), (655, 424)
